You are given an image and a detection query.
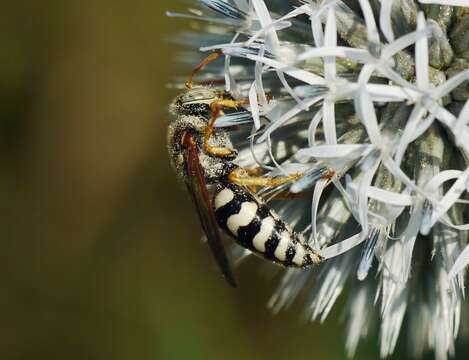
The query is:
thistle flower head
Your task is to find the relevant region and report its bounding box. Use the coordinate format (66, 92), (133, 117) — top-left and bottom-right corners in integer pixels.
(169, 1), (469, 358)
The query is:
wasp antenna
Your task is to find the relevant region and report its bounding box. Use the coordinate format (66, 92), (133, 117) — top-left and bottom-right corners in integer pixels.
(186, 50), (224, 89)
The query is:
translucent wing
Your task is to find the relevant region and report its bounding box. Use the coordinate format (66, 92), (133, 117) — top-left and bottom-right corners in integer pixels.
(182, 133), (237, 287)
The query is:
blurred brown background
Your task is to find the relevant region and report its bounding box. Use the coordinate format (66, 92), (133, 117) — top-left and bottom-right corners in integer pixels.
(0, 2), (464, 359)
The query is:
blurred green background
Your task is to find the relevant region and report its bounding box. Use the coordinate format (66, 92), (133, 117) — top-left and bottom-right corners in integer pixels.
(0, 2), (465, 359)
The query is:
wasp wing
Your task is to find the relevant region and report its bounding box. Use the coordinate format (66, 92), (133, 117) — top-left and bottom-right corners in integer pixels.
(182, 133), (237, 287)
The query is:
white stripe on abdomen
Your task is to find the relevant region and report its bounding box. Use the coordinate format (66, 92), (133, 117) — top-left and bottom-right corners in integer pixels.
(292, 245), (305, 266)
(274, 231), (291, 261)
(227, 202), (258, 236)
(252, 217), (275, 252)
(214, 188), (235, 210)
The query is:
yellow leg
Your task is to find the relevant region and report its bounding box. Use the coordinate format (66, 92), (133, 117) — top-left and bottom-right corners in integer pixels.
(186, 50), (223, 89)
(204, 98), (249, 158)
(457, 7), (469, 18)
(244, 167), (263, 176)
(228, 168), (302, 187)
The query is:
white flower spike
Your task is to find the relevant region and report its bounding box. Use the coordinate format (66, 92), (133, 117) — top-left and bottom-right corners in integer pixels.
(169, 1), (469, 358)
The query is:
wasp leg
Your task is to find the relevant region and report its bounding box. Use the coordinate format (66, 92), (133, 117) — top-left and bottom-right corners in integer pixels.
(271, 191), (313, 200)
(228, 168), (302, 187)
(186, 50), (223, 89)
(239, 167), (266, 193)
(204, 98), (250, 158)
(244, 167), (263, 176)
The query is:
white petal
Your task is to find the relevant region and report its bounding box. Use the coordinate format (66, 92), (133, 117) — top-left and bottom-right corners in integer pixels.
(364, 83), (419, 102)
(394, 104), (428, 167)
(380, 286), (407, 357)
(426, 168), (469, 231)
(251, 0), (280, 51)
(298, 144), (370, 159)
(254, 45), (268, 104)
(449, 245), (469, 280)
(345, 284), (373, 357)
(418, 0), (469, 6)
(256, 96), (323, 143)
(246, 53), (326, 86)
(246, 5), (309, 45)
(415, 12), (430, 90)
(297, 46), (371, 62)
(308, 109), (323, 147)
(249, 82), (261, 129)
(320, 233), (364, 259)
(324, 7), (337, 81)
(354, 87), (382, 145)
(322, 98), (337, 144)
(433, 69), (469, 99)
(308, 252), (356, 321)
(425, 170), (463, 193)
(454, 100), (469, 146)
(366, 186), (414, 207)
(382, 26), (433, 58)
(357, 160), (380, 237)
(358, 0), (380, 44)
(379, 0), (394, 42)
(311, 178), (329, 248)
(401, 200), (425, 283)
(357, 228), (381, 281)
(358, 63), (376, 85)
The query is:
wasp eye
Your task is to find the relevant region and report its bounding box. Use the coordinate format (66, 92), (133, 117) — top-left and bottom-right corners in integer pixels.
(181, 88), (215, 104)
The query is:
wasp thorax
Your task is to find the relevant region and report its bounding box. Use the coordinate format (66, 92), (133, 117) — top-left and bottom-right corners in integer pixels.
(167, 115), (205, 176)
(167, 108), (235, 184)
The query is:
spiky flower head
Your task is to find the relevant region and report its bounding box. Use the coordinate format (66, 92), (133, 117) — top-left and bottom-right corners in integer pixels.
(168, 1), (469, 358)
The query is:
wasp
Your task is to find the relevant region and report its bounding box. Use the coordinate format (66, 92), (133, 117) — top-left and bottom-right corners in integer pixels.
(168, 51), (322, 287)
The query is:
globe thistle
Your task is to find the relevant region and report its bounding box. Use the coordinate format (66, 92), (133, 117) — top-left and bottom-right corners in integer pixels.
(168, 1), (469, 358)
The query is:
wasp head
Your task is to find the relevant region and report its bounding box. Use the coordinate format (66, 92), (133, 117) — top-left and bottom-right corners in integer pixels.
(171, 86), (219, 117)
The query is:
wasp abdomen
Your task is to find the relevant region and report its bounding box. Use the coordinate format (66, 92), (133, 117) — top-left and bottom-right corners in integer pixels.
(213, 183), (320, 267)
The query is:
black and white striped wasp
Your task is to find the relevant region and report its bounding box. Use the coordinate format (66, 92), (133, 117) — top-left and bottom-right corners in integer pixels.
(168, 52), (322, 287)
